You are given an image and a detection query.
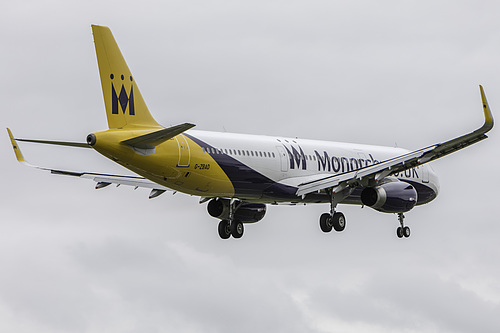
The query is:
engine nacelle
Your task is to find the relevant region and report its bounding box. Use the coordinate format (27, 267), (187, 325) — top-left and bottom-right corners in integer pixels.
(207, 199), (266, 223)
(360, 181), (418, 213)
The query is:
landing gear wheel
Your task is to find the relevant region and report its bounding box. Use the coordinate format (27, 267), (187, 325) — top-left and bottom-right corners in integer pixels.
(403, 226), (411, 238)
(320, 213), (333, 233)
(332, 212), (346, 232)
(231, 221), (244, 239)
(396, 226), (404, 238)
(218, 220), (231, 239)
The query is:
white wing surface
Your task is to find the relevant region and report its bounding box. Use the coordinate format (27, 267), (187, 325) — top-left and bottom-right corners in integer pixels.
(296, 85), (493, 197)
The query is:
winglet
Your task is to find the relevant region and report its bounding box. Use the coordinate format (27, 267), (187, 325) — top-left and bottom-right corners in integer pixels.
(6, 128), (26, 163)
(479, 85), (494, 130)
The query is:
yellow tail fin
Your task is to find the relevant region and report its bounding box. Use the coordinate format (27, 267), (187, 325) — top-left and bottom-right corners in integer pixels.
(92, 25), (161, 129)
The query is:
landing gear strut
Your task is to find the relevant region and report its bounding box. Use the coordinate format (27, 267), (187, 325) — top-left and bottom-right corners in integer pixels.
(396, 213), (411, 238)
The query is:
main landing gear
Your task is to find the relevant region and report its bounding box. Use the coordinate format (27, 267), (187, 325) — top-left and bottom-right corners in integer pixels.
(319, 212), (346, 233)
(218, 219), (244, 239)
(217, 199), (244, 239)
(320, 188), (347, 234)
(396, 213), (411, 238)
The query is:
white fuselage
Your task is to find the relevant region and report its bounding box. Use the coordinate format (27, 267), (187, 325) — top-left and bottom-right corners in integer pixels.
(183, 130), (440, 205)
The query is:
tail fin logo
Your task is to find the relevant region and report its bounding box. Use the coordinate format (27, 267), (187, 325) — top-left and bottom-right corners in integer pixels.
(111, 74), (135, 115)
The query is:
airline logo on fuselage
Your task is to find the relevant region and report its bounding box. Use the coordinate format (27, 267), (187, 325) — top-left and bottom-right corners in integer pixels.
(314, 150), (379, 173)
(282, 142), (420, 179)
(110, 74), (135, 115)
(283, 145), (307, 170)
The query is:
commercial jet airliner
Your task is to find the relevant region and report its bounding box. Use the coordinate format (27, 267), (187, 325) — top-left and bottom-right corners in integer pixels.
(7, 25), (494, 239)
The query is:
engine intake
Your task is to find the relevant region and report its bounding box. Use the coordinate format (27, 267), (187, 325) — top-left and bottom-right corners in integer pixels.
(361, 181), (417, 213)
(207, 199), (266, 223)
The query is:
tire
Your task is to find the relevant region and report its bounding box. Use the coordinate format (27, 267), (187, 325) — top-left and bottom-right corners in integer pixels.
(231, 221), (244, 239)
(332, 212), (346, 232)
(319, 213), (333, 233)
(396, 226), (404, 238)
(218, 220), (231, 239)
(403, 226), (411, 238)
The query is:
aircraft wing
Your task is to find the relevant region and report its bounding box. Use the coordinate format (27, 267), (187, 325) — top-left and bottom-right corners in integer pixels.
(296, 85), (494, 197)
(7, 128), (171, 199)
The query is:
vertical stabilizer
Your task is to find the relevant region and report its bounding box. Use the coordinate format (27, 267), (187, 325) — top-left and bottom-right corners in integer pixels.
(92, 25), (161, 129)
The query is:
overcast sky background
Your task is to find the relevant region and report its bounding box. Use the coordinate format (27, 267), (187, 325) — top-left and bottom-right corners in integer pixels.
(1, 1), (500, 332)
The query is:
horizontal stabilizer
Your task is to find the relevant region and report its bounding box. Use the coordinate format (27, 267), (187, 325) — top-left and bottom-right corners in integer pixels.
(121, 123), (195, 149)
(8, 128), (172, 194)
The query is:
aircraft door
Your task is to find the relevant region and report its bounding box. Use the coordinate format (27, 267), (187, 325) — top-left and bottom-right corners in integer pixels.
(176, 135), (191, 167)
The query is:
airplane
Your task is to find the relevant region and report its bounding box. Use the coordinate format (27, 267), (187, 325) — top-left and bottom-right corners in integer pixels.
(7, 25), (494, 240)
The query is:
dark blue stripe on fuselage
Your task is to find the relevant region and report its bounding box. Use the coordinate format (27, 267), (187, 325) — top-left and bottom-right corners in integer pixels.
(184, 133), (297, 199)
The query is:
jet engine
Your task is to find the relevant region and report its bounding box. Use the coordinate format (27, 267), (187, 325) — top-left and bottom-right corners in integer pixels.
(207, 199), (266, 223)
(360, 180), (418, 213)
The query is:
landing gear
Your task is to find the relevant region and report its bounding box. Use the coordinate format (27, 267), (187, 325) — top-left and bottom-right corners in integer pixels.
(217, 199), (245, 240)
(333, 212), (346, 232)
(320, 189), (347, 233)
(320, 213), (333, 232)
(218, 219), (244, 239)
(218, 220), (231, 239)
(320, 212), (346, 233)
(396, 213), (411, 238)
(231, 221), (244, 239)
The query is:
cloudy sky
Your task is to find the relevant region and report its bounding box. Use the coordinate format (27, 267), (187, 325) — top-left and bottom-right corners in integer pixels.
(2, 1), (500, 332)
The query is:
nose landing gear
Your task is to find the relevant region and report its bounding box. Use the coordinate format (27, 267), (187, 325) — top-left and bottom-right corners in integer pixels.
(396, 213), (411, 238)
